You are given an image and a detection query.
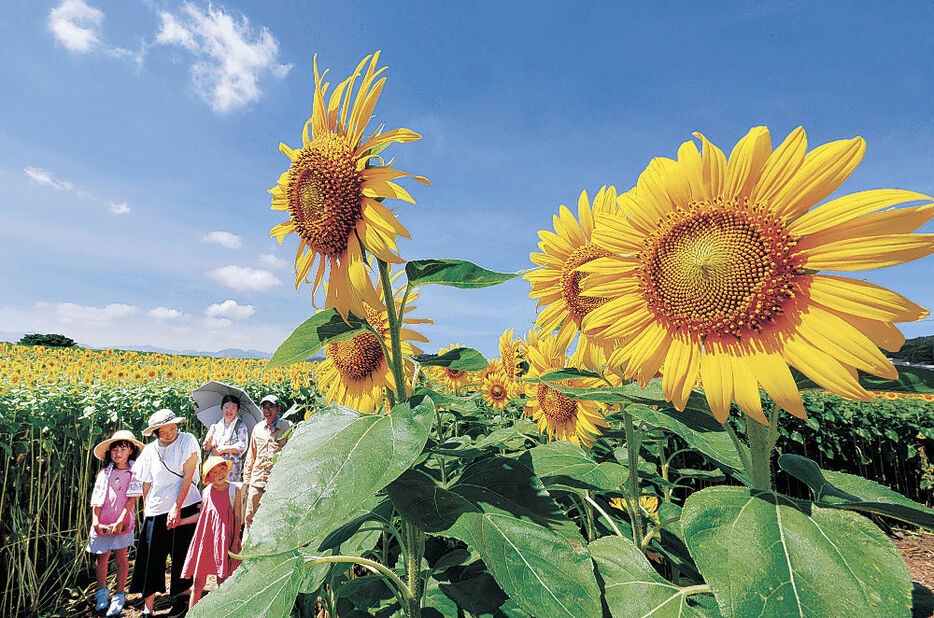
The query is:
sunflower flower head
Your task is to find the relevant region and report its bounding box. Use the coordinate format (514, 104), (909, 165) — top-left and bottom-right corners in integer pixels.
(581, 126), (934, 424)
(498, 328), (526, 382)
(269, 52), (430, 317)
(481, 367), (517, 411)
(430, 344), (473, 392)
(525, 187), (619, 370)
(316, 265), (431, 414)
(522, 330), (609, 448)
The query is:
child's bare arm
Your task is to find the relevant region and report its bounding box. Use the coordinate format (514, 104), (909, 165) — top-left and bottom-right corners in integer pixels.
(177, 502), (202, 527)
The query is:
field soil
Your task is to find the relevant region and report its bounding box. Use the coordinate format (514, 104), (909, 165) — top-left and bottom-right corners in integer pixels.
(72, 565), (218, 617)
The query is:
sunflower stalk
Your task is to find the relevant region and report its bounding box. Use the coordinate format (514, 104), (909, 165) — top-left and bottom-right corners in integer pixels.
(377, 259), (409, 402)
(403, 521), (425, 617)
(622, 408), (645, 548)
(746, 419), (774, 491)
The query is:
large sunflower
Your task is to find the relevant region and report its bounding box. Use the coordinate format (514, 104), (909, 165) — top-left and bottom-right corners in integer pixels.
(581, 126), (934, 423)
(315, 267), (431, 414)
(269, 52), (429, 317)
(525, 187), (619, 371)
(523, 330), (609, 448)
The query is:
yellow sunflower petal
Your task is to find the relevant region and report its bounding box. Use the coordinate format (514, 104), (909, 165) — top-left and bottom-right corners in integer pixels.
(750, 126), (807, 205)
(799, 234), (934, 271)
(804, 275), (928, 322)
(770, 136), (865, 220)
(699, 336), (733, 423)
(724, 126), (771, 198)
(787, 189), (932, 236)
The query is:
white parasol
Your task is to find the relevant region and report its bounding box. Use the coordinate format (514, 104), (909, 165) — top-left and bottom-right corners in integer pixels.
(191, 381), (263, 434)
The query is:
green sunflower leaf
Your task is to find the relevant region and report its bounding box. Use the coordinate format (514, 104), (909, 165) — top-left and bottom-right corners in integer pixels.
(519, 440), (628, 490)
(186, 551), (304, 618)
(264, 309), (368, 371)
(778, 453), (934, 529)
(681, 486), (912, 618)
(417, 347), (489, 370)
(388, 463), (601, 618)
(405, 258), (521, 289)
(241, 396), (434, 556)
(590, 536), (705, 618)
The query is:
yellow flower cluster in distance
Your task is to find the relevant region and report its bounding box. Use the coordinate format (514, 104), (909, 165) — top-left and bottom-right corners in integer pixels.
(0, 343), (314, 393)
(527, 126), (934, 426)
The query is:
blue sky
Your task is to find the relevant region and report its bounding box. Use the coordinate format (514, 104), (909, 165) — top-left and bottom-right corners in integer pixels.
(0, 1), (932, 358)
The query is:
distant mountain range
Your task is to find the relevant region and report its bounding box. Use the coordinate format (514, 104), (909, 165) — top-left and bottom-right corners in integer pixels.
(0, 331), (278, 360)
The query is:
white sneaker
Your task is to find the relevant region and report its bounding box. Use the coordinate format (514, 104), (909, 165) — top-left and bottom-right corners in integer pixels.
(106, 591), (126, 616)
(94, 587), (110, 612)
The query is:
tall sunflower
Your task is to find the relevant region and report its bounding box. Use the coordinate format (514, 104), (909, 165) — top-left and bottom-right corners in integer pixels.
(524, 187), (619, 371)
(522, 330), (609, 448)
(580, 126), (934, 423)
(315, 267), (431, 414)
(269, 52), (429, 317)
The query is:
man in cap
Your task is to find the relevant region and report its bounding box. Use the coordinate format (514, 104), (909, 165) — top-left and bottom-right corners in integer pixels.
(242, 395), (293, 540)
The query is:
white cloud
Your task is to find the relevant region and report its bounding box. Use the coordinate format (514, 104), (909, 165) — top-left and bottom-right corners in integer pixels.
(155, 3), (291, 113)
(48, 0), (102, 53)
(48, 0), (134, 59)
(25, 167), (132, 215)
(257, 253), (287, 269)
(148, 306), (184, 320)
(206, 265), (282, 292)
(0, 303), (287, 353)
(205, 299), (255, 320)
(25, 166), (75, 192)
(202, 231), (242, 249)
(201, 316), (233, 329)
(107, 201), (131, 215)
(35, 301), (139, 324)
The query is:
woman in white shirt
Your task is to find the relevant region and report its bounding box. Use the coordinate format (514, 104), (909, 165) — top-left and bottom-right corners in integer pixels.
(202, 394), (249, 482)
(130, 409), (202, 615)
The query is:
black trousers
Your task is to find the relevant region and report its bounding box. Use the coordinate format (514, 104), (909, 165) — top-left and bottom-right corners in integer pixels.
(130, 503), (200, 598)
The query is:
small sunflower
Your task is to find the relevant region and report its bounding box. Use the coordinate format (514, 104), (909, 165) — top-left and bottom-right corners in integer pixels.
(525, 187), (619, 371)
(522, 330), (609, 448)
(581, 126), (934, 424)
(498, 328), (526, 382)
(609, 495), (661, 524)
(481, 368), (516, 410)
(269, 52), (429, 317)
(316, 268), (431, 414)
(430, 344), (473, 392)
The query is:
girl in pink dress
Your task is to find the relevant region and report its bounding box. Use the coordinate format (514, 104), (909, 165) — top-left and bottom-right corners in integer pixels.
(180, 456), (242, 609)
(87, 430), (144, 616)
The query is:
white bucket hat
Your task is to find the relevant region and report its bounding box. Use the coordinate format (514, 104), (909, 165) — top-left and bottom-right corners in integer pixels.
(142, 409), (188, 437)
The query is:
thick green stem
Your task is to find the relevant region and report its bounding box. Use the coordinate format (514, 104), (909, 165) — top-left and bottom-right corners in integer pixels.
(623, 410), (645, 548)
(747, 420), (774, 491)
(305, 554), (413, 609)
(724, 422), (753, 481)
(377, 259), (409, 402)
(584, 494), (624, 538)
(404, 521), (425, 617)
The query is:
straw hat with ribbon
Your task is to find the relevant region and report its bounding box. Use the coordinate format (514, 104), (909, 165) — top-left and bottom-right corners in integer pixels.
(202, 455), (232, 482)
(93, 430), (145, 461)
(142, 409), (188, 437)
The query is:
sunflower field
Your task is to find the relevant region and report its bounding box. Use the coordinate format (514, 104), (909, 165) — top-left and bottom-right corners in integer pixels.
(0, 343), (319, 616)
(8, 47), (934, 618)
